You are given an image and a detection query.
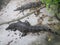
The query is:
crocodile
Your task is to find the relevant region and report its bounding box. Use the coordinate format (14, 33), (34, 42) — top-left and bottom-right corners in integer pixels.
(6, 21), (60, 37)
(14, 1), (45, 15)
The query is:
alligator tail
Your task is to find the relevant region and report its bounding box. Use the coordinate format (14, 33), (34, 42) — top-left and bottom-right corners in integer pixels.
(28, 26), (48, 32)
(28, 26), (60, 36)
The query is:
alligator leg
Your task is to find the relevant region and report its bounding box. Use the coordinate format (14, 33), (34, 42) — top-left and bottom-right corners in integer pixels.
(22, 12), (25, 15)
(21, 33), (27, 37)
(17, 9), (25, 15)
(13, 29), (17, 31)
(21, 9), (25, 15)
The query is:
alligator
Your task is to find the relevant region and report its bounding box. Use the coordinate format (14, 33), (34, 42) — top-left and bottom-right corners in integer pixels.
(6, 21), (60, 37)
(14, 1), (45, 15)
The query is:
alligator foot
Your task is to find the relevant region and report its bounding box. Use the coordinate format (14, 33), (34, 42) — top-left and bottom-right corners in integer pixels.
(21, 33), (27, 37)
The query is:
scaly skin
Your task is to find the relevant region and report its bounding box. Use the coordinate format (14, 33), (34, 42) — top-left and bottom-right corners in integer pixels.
(14, 1), (45, 15)
(6, 21), (60, 37)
